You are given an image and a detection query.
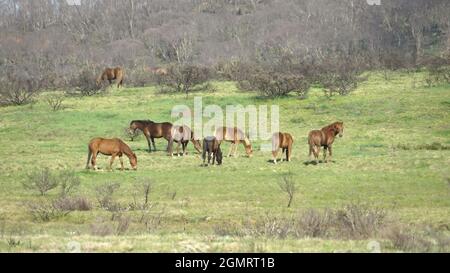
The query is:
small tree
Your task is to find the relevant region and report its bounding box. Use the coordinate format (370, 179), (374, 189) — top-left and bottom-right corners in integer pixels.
(46, 94), (66, 111)
(278, 172), (297, 208)
(0, 72), (41, 106)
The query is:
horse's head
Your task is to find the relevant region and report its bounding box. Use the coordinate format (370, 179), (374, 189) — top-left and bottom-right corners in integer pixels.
(335, 122), (344, 138)
(130, 153), (138, 170)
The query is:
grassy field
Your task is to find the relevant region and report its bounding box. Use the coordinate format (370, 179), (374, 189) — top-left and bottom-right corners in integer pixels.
(0, 71), (449, 252)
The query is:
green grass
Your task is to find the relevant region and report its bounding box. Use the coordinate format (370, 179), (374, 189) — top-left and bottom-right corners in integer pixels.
(0, 71), (449, 252)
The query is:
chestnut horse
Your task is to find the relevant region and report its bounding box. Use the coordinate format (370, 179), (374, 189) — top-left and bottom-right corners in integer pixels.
(308, 122), (344, 163)
(96, 67), (124, 88)
(129, 120), (201, 155)
(272, 132), (294, 164)
(86, 138), (137, 171)
(215, 127), (253, 157)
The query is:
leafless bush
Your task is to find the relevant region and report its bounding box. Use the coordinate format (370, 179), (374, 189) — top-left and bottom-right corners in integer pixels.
(245, 72), (310, 98)
(69, 69), (102, 96)
(335, 203), (386, 239)
(385, 226), (432, 252)
(0, 71), (42, 106)
(58, 170), (81, 198)
(158, 65), (210, 98)
(278, 173), (297, 208)
(422, 56), (450, 87)
(25, 199), (72, 222)
(294, 209), (332, 238)
(22, 168), (59, 196)
(89, 218), (113, 237)
(129, 180), (153, 211)
(95, 182), (122, 212)
(52, 196), (92, 212)
(46, 93), (66, 111)
(321, 72), (359, 97)
(114, 214), (131, 236)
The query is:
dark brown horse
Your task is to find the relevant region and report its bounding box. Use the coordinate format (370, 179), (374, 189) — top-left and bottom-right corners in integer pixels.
(96, 67), (124, 88)
(86, 138), (137, 171)
(202, 136), (223, 166)
(215, 127), (253, 157)
(272, 132), (294, 164)
(308, 122), (344, 163)
(129, 120), (201, 155)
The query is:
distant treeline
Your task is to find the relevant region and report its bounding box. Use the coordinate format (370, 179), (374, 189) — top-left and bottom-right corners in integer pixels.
(0, 0), (449, 90)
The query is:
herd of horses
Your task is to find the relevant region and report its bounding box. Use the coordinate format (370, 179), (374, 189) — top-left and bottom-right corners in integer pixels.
(86, 120), (344, 171)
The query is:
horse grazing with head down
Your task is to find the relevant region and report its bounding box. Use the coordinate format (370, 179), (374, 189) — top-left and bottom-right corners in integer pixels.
(171, 125), (202, 156)
(202, 136), (223, 166)
(86, 138), (137, 171)
(215, 127), (253, 158)
(308, 122), (344, 163)
(272, 132), (294, 164)
(96, 67), (124, 88)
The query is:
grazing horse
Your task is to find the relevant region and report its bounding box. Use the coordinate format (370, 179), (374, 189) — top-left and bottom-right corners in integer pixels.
(272, 132), (294, 164)
(147, 67), (168, 76)
(202, 136), (223, 166)
(129, 120), (201, 155)
(96, 67), (124, 88)
(171, 125), (202, 156)
(308, 122), (344, 163)
(86, 138), (137, 171)
(214, 127), (253, 157)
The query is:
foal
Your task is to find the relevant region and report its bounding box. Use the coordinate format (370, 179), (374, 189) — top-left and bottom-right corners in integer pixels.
(202, 137), (223, 166)
(272, 132), (294, 164)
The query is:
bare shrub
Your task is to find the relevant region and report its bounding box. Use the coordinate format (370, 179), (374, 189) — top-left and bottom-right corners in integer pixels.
(246, 72), (310, 98)
(158, 65), (210, 98)
(0, 70), (42, 106)
(385, 227), (432, 252)
(69, 69), (101, 96)
(25, 199), (72, 222)
(278, 172), (297, 208)
(90, 218), (113, 237)
(95, 182), (121, 211)
(52, 196), (92, 212)
(22, 168), (59, 196)
(321, 72), (358, 97)
(46, 93), (65, 111)
(115, 214), (131, 236)
(58, 170), (81, 198)
(129, 180), (153, 211)
(335, 203), (386, 239)
(295, 209), (332, 238)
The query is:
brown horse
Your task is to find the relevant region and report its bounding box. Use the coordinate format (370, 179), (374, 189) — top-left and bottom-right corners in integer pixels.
(215, 127), (253, 157)
(96, 67), (124, 88)
(308, 122), (344, 163)
(86, 138), (137, 171)
(272, 132), (294, 164)
(147, 67), (168, 76)
(129, 120), (201, 155)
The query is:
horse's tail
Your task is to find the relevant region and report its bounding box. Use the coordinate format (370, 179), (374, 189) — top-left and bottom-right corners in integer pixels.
(86, 148), (92, 170)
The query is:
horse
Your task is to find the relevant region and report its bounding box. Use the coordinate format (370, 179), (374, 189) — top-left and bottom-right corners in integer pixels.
(202, 136), (223, 166)
(129, 120), (201, 155)
(272, 132), (294, 164)
(215, 127), (253, 157)
(147, 67), (168, 76)
(96, 67), (124, 88)
(171, 125), (202, 156)
(86, 138), (137, 171)
(308, 122), (344, 163)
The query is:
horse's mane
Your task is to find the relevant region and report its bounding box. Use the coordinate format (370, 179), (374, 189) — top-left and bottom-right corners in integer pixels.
(322, 122), (341, 132)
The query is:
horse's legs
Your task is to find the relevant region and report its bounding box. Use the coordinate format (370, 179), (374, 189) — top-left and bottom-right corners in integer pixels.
(208, 152), (212, 165)
(233, 143), (239, 158)
(145, 134), (152, 153)
(176, 142), (181, 157)
(212, 152), (216, 165)
(109, 154), (117, 171)
(119, 156), (124, 171)
(313, 146), (320, 163)
(151, 137), (157, 152)
(228, 143), (234, 157)
(182, 142), (188, 156)
(328, 145), (333, 162)
(309, 145), (314, 161)
(91, 152), (98, 170)
(272, 148), (279, 164)
(323, 147), (328, 163)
